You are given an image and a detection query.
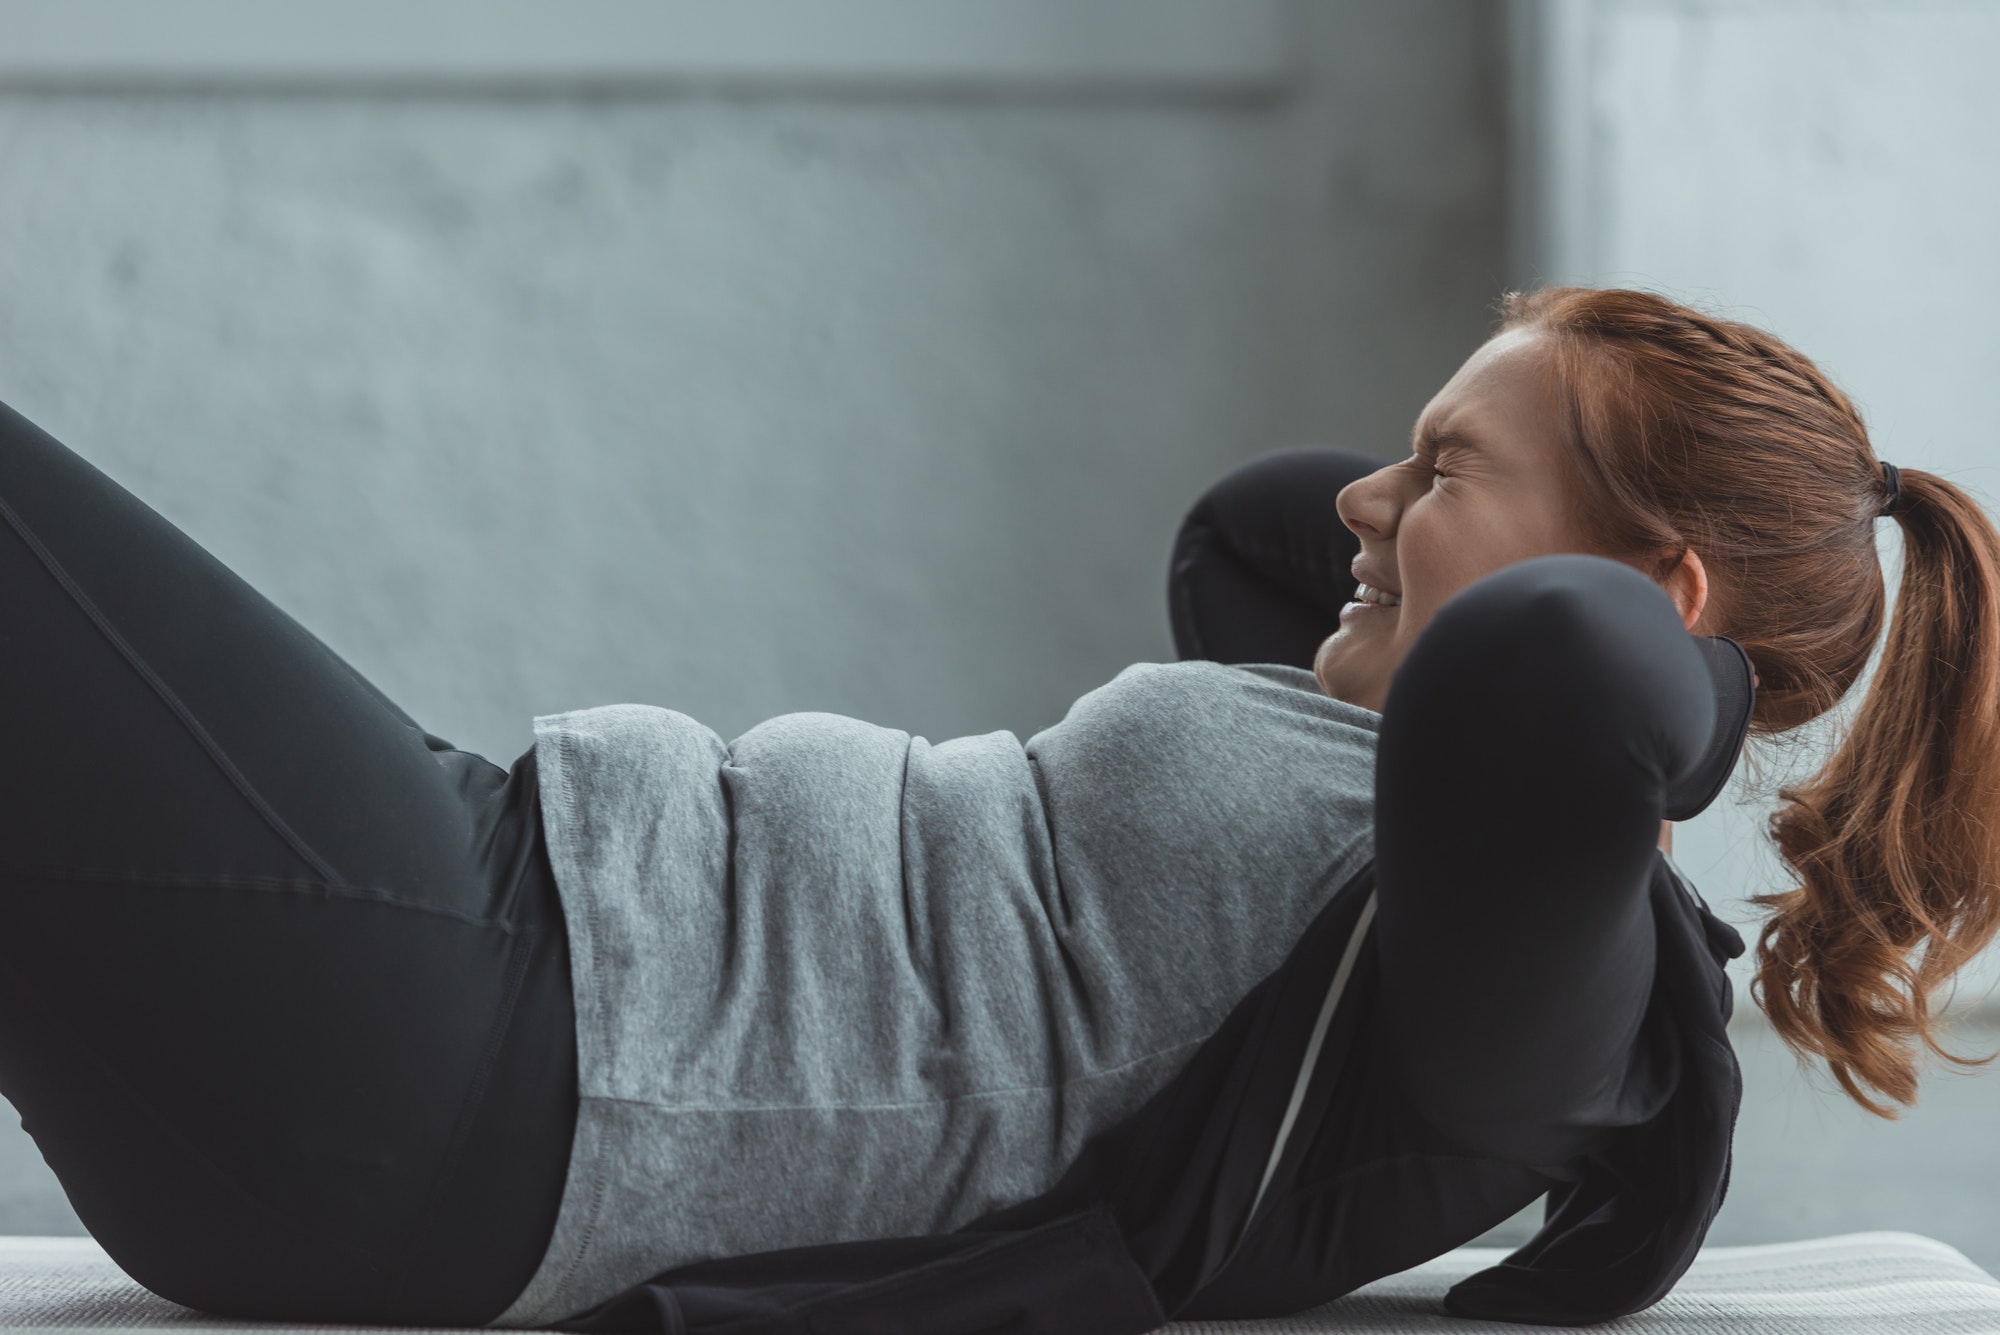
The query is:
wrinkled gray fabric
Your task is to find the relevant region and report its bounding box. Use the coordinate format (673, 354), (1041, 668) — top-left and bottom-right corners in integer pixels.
(492, 661), (1380, 1327)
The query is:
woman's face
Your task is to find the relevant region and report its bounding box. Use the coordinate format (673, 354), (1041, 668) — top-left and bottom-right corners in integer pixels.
(1313, 327), (1596, 712)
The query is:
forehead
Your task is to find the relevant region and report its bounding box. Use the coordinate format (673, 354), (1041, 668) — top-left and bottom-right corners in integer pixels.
(1414, 327), (1560, 450)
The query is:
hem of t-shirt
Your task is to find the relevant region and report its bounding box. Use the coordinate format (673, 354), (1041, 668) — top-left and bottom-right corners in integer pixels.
(488, 717), (613, 1328)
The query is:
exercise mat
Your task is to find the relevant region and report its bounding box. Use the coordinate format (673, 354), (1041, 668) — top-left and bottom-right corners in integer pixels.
(0, 1231), (1991, 1332)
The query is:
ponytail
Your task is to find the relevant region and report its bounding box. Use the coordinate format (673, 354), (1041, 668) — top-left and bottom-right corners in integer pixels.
(1499, 286), (2000, 1116)
(1754, 468), (2000, 1116)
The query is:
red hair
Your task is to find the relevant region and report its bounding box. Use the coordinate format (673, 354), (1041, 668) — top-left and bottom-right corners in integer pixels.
(1501, 287), (2000, 1116)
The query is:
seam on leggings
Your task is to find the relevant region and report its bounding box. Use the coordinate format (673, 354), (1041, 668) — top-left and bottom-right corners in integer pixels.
(0, 862), (524, 936)
(0, 493), (347, 887)
(384, 923), (539, 1309)
(0, 942), (392, 1281)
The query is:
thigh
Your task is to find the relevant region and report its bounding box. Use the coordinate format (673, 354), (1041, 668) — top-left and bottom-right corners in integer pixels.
(1168, 448), (1379, 668)
(0, 400), (497, 898)
(0, 402), (569, 1321)
(1370, 555), (1717, 1167)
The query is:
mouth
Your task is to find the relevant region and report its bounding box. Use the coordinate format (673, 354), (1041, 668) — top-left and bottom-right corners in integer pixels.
(1350, 582), (1401, 607)
(1339, 582), (1401, 624)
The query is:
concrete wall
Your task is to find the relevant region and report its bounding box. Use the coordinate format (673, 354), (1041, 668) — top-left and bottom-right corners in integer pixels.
(0, 4), (1508, 1232)
(0, 4), (1504, 768)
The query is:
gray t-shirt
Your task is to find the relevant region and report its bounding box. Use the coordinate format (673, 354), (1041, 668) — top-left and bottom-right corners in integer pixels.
(493, 661), (1380, 1327)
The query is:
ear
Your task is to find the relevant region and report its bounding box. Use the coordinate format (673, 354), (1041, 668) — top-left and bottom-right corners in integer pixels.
(1661, 545), (1709, 632)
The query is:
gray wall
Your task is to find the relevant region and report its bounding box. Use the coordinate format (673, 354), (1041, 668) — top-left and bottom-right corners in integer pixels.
(0, 3), (1504, 767)
(0, 4), (1507, 1233)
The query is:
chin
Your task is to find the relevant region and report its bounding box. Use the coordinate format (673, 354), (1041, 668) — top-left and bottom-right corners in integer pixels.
(1311, 638), (1341, 695)
(1313, 649), (1386, 710)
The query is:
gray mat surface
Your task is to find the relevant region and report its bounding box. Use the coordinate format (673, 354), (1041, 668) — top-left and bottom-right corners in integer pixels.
(0, 1232), (1991, 1332)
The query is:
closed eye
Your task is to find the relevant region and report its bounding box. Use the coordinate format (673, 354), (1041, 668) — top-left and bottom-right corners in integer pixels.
(1414, 424), (1476, 480)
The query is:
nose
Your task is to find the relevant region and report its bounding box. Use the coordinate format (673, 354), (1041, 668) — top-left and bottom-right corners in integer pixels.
(1335, 464), (1402, 541)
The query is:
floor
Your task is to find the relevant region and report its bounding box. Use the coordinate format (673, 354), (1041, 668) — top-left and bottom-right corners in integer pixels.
(0, 1015), (1992, 1275)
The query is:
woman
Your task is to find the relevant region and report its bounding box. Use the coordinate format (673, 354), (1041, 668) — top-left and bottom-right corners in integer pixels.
(0, 286), (1992, 1330)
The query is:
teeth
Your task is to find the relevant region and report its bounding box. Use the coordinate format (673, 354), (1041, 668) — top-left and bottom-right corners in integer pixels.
(1353, 583), (1401, 607)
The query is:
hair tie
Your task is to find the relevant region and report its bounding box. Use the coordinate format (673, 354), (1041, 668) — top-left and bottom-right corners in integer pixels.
(1879, 460), (1906, 518)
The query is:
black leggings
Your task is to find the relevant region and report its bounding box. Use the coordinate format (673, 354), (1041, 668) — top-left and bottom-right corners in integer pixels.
(0, 401), (577, 1326)
(1170, 448), (1720, 1171)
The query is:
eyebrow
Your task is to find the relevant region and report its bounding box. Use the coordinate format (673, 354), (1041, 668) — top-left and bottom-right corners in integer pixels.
(1413, 423), (1477, 453)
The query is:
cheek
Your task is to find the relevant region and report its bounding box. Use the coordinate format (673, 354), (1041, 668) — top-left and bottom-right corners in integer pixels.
(1402, 505), (1557, 626)
(1397, 512), (1480, 627)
